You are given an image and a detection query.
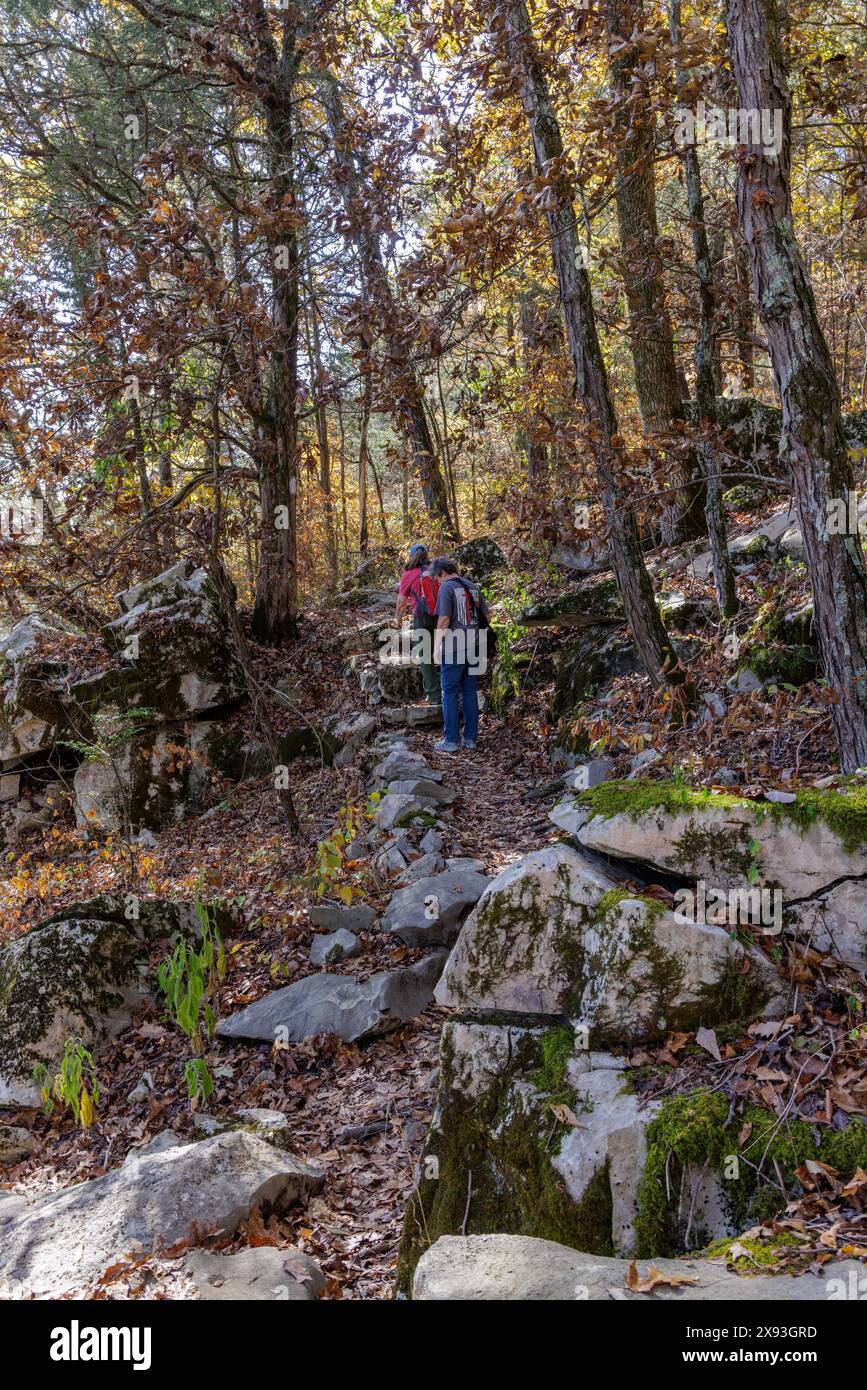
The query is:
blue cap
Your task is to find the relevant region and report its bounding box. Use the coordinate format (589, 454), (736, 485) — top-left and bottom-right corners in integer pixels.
(408, 543), (426, 558)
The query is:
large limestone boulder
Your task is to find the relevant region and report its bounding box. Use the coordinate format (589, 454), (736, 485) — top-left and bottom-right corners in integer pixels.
(398, 1022), (737, 1294)
(0, 1131), (323, 1297)
(550, 780), (867, 900)
(73, 720), (220, 834)
(399, 1020), (867, 1295)
(102, 560), (245, 719)
(413, 1234), (863, 1301)
(382, 869), (491, 947)
(435, 844), (783, 1039)
(0, 615), (83, 767)
(0, 896), (238, 1106)
(374, 791), (440, 832)
(452, 536), (506, 579)
(217, 953), (446, 1046)
(373, 653), (423, 704)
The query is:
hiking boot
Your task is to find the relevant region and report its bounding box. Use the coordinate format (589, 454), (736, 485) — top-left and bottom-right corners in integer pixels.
(434, 739), (459, 753)
(462, 739), (477, 750)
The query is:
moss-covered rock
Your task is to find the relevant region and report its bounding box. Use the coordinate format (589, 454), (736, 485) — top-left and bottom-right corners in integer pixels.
(520, 577), (622, 630)
(103, 561), (246, 719)
(436, 845), (783, 1040)
(635, 1090), (867, 1257)
(551, 779), (867, 900)
(452, 536), (506, 579)
(0, 615), (89, 766)
(73, 720), (218, 834)
(736, 599), (819, 688)
(397, 1024), (617, 1296)
(0, 895), (235, 1106)
(552, 630), (640, 716)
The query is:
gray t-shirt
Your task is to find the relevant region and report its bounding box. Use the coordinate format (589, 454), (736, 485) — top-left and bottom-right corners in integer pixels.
(435, 576), (487, 632)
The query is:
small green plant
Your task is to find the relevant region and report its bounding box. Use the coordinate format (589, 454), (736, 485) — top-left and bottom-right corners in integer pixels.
(33, 1037), (101, 1128)
(312, 792), (381, 902)
(158, 908), (225, 1052)
(157, 898), (225, 1108)
(184, 1058), (215, 1106)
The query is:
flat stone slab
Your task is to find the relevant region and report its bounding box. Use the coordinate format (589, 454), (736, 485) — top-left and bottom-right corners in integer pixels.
(387, 778), (456, 805)
(372, 751), (441, 784)
(413, 1234), (865, 1301)
(382, 870), (491, 947)
(398, 852), (445, 884)
(0, 1131), (324, 1297)
(550, 782), (867, 900)
(382, 705), (444, 728)
(308, 903), (376, 933)
(185, 1246), (325, 1301)
(217, 954), (446, 1045)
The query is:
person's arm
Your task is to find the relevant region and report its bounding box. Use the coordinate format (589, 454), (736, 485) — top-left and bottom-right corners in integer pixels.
(436, 617), (450, 664)
(396, 572), (411, 625)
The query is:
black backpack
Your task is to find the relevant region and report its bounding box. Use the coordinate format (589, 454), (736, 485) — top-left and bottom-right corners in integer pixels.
(454, 577), (497, 658)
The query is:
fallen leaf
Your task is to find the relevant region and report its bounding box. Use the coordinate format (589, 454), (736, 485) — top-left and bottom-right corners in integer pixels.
(695, 1027), (721, 1061)
(550, 1102), (585, 1128)
(625, 1260), (699, 1293)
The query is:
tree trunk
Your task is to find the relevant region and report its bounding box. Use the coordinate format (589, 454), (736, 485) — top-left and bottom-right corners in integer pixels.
(252, 4), (299, 643)
(502, 0), (688, 700)
(304, 258), (338, 579)
(358, 372), (370, 557)
(320, 73), (456, 541)
(518, 291), (549, 479)
(670, 0), (738, 617)
(728, 0), (867, 769)
(731, 227), (755, 391)
(604, 0), (704, 542)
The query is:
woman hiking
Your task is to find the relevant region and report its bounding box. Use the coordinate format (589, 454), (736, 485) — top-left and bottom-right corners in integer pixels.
(395, 543), (441, 706)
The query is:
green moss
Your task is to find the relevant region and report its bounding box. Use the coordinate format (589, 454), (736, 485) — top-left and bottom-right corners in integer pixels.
(575, 779), (737, 822)
(459, 860), (584, 1002)
(575, 778), (867, 856)
(529, 1025), (575, 1103)
(703, 1230), (802, 1272)
(395, 808), (439, 829)
(635, 1090), (867, 1259)
(396, 1025), (612, 1297)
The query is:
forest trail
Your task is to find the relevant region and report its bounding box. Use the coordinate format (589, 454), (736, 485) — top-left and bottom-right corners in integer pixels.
(276, 714), (557, 1298)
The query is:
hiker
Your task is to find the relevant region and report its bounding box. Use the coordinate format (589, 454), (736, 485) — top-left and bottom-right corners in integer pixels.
(395, 543), (441, 706)
(430, 556), (490, 753)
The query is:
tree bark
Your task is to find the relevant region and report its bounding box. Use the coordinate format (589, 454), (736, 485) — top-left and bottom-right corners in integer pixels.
(251, 2), (300, 643)
(518, 291), (550, 479)
(358, 371), (371, 557)
(304, 256), (338, 580)
(728, 0), (867, 769)
(502, 0), (689, 700)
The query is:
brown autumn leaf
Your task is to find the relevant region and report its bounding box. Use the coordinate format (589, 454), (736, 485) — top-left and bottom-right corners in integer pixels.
(625, 1260), (699, 1293)
(550, 1102), (585, 1129)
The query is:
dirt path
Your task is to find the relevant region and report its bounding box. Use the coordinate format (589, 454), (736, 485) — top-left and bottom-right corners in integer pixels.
(276, 712), (555, 1298)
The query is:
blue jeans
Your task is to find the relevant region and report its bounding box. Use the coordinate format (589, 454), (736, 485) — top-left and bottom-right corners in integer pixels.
(440, 660), (479, 745)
